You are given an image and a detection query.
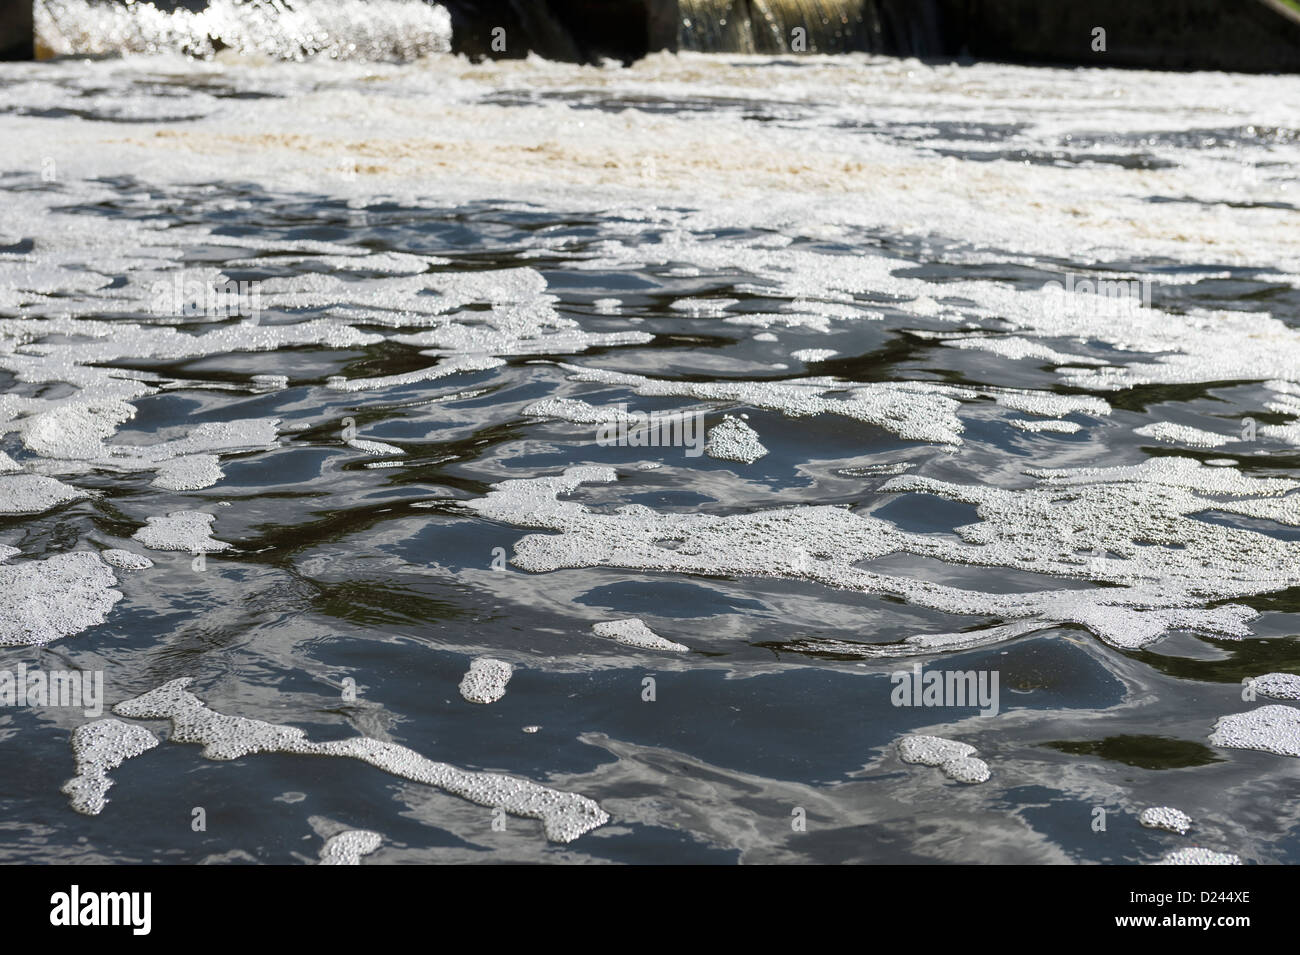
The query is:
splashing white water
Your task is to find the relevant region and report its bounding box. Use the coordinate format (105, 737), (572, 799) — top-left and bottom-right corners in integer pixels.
(36, 0), (452, 61)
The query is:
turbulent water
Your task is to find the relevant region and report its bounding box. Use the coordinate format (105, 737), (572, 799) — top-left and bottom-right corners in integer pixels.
(3, 16), (1300, 863)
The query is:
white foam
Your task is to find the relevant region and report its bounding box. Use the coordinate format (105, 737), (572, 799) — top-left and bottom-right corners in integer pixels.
(0, 552), (121, 646)
(592, 619), (689, 652)
(898, 734), (974, 765)
(0, 474), (88, 514)
(1134, 422), (1232, 448)
(671, 297), (738, 315)
(132, 511), (231, 552)
(101, 549), (153, 570)
(556, 364), (968, 445)
(112, 679), (608, 842)
(1251, 672), (1300, 701)
(1139, 806), (1192, 835)
(37, 0), (453, 61)
(151, 455), (224, 491)
(1210, 705), (1300, 757)
(346, 438), (405, 456)
(897, 735), (990, 784)
(463, 461), (1290, 650)
(944, 336), (1106, 366)
(20, 400), (135, 460)
(1155, 848), (1242, 865)
(1009, 418), (1081, 434)
(704, 415), (769, 464)
(318, 830), (382, 865)
(939, 755), (991, 785)
(325, 355), (505, 392)
(458, 657), (513, 704)
(790, 349), (838, 362)
(61, 719), (160, 815)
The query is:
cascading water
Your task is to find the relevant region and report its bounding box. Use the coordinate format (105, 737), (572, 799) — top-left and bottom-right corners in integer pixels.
(35, 0), (453, 60)
(33, 0), (953, 62)
(678, 0), (946, 56)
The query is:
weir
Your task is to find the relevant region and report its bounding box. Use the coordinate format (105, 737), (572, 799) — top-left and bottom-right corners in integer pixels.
(5, 0), (1300, 71)
(450, 0), (1300, 68)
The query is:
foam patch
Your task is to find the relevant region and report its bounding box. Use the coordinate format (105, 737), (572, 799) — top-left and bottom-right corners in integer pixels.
(592, 619), (689, 652)
(62, 719), (160, 816)
(0, 552), (122, 646)
(112, 679), (610, 843)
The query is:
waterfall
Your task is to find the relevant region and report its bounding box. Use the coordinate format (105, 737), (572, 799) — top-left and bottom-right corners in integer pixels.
(31, 0), (954, 61)
(679, 0), (947, 56)
(35, 0), (453, 60)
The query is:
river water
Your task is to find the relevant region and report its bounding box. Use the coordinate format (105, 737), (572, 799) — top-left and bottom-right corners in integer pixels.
(2, 3), (1300, 864)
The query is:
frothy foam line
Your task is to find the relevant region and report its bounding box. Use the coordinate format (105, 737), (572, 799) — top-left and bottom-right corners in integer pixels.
(592, 619), (689, 652)
(464, 461), (1290, 649)
(112, 679), (609, 843)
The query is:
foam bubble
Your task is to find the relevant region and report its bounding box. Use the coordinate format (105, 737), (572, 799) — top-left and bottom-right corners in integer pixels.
(1134, 422), (1232, 448)
(555, 364), (968, 445)
(101, 549), (153, 571)
(1210, 705), (1300, 757)
(0, 552), (121, 646)
(897, 735), (989, 784)
(592, 619), (689, 652)
(1139, 807), (1192, 835)
(1008, 419), (1081, 434)
(151, 455), (224, 492)
(346, 438), (405, 456)
(704, 415), (769, 464)
(940, 755), (992, 785)
(61, 719), (160, 816)
(1251, 673), (1300, 701)
(20, 401), (136, 461)
(671, 298), (738, 315)
(898, 734), (971, 765)
(318, 830), (382, 865)
(464, 461), (1291, 650)
(0, 474), (89, 514)
(1155, 848), (1241, 865)
(458, 657), (513, 704)
(132, 511), (231, 552)
(325, 355), (505, 392)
